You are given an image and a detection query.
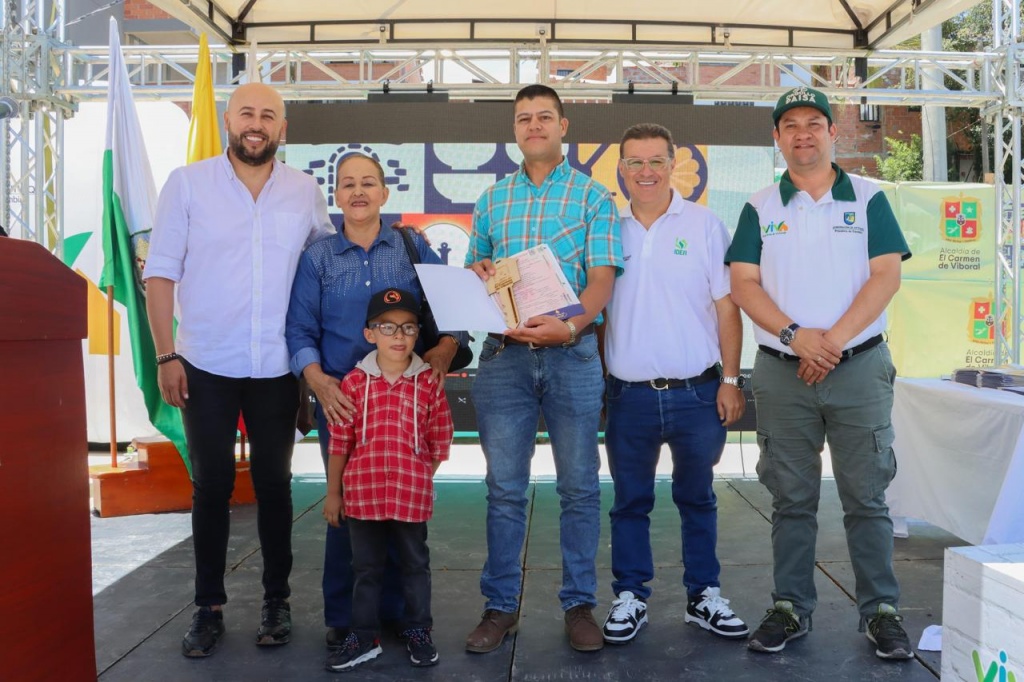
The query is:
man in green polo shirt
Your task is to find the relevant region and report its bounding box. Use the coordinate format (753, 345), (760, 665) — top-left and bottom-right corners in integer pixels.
(726, 86), (914, 661)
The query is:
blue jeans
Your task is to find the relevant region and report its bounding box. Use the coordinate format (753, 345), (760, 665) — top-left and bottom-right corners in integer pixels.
(605, 375), (725, 601)
(315, 406), (404, 628)
(471, 334), (604, 613)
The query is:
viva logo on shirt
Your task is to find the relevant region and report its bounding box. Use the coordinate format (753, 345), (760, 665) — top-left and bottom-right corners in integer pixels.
(674, 238), (688, 255)
(762, 221), (789, 237)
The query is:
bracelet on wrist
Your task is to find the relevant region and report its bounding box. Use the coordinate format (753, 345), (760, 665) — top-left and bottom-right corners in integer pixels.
(156, 352), (181, 366)
(562, 320), (579, 347)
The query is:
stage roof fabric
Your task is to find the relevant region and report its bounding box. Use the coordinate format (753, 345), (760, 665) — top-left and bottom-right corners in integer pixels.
(149, 0), (984, 50)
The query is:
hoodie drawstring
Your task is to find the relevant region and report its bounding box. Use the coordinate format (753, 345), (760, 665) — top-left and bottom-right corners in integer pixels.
(360, 374), (371, 445)
(413, 377), (419, 455)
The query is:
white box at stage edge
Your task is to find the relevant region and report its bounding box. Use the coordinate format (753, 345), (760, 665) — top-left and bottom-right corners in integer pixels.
(943, 544), (1024, 682)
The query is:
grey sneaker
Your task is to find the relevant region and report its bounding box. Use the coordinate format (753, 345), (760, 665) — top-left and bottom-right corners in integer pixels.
(866, 604), (914, 660)
(747, 600), (808, 653)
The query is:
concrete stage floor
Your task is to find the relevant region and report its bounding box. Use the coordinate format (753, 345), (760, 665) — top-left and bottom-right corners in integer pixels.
(91, 444), (954, 681)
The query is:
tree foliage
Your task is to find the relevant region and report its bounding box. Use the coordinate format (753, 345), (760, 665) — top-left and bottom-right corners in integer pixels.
(875, 135), (924, 182)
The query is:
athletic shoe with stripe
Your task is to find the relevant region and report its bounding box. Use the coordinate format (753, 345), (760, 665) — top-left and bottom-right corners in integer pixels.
(601, 591), (648, 643)
(685, 587), (749, 639)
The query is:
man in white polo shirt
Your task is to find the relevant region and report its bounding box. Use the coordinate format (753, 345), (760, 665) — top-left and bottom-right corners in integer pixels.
(144, 82), (333, 658)
(600, 123), (747, 645)
(726, 86), (913, 660)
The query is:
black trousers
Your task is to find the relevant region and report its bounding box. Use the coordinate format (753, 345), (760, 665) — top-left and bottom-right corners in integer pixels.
(348, 518), (432, 639)
(180, 359), (298, 606)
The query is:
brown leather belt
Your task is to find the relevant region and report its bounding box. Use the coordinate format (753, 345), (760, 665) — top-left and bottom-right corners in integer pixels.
(487, 323), (595, 348)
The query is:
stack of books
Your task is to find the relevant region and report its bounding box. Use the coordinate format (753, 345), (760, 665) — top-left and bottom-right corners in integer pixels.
(951, 368), (981, 387)
(951, 366), (1024, 393)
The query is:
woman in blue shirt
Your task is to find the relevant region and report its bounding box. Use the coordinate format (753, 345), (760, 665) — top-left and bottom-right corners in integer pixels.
(285, 153), (461, 660)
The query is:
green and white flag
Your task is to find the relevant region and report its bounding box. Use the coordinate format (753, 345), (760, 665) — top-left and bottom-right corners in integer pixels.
(99, 18), (189, 472)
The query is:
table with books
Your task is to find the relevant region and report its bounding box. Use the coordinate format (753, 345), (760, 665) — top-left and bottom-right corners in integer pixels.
(886, 376), (1024, 545)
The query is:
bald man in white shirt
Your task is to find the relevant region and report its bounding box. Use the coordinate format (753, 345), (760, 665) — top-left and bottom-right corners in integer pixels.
(144, 82), (333, 659)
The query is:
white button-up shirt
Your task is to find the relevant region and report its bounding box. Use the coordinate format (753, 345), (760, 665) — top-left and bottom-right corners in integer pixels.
(144, 152), (334, 378)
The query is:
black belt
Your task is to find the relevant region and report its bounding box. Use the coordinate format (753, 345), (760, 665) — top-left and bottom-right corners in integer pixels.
(758, 334), (884, 362)
(487, 323), (595, 348)
(611, 366), (720, 390)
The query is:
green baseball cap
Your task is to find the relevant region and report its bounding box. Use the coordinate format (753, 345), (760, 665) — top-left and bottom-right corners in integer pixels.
(773, 86), (833, 125)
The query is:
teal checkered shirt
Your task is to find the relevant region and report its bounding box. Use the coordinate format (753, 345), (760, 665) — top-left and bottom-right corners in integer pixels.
(466, 157), (623, 297)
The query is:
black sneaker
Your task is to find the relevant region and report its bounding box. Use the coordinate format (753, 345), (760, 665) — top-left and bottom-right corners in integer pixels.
(747, 600), (808, 653)
(256, 598), (291, 646)
(325, 633), (382, 673)
(404, 627), (439, 667)
(685, 586), (749, 639)
(326, 626), (350, 651)
(182, 606), (225, 658)
(601, 591), (648, 643)
(866, 604), (914, 660)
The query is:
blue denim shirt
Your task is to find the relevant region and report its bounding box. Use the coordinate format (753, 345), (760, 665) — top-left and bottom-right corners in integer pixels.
(286, 224), (466, 380)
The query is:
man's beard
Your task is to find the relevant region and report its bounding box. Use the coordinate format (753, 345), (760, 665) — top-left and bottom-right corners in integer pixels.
(228, 130), (280, 167)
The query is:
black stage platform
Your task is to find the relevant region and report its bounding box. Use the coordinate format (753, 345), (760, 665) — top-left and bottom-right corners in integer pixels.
(92, 477), (953, 681)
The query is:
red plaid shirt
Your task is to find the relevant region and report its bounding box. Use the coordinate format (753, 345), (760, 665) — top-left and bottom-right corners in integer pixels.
(327, 354), (453, 523)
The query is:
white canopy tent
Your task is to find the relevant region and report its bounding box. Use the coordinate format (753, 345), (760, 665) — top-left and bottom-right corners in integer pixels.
(4, 0), (1024, 364)
(149, 0), (979, 50)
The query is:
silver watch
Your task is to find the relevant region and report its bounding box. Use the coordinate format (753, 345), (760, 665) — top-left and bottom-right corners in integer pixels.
(720, 375), (746, 389)
(779, 323), (800, 346)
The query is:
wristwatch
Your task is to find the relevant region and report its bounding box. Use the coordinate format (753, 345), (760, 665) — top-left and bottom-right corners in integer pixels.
(562, 320), (578, 347)
(779, 323), (800, 346)
(720, 375), (746, 389)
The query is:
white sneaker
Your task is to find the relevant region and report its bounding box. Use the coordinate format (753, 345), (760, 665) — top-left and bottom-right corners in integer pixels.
(685, 586), (749, 639)
(602, 591), (648, 643)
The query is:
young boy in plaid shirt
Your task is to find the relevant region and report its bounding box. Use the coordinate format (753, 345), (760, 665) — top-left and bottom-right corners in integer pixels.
(323, 288), (453, 672)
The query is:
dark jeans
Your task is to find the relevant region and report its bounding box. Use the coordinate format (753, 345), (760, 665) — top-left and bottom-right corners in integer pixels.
(605, 375), (726, 601)
(348, 518), (432, 640)
(181, 359), (297, 606)
(316, 406), (405, 627)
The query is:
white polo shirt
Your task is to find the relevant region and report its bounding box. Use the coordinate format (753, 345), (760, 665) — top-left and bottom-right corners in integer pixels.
(144, 152), (334, 378)
(725, 165), (910, 353)
(604, 191), (731, 382)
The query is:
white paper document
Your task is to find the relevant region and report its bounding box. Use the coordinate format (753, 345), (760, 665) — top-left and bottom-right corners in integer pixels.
(414, 264), (508, 333)
(414, 244), (584, 333)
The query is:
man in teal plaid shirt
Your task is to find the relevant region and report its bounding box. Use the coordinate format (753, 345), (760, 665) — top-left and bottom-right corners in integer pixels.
(464, 84), (622, 654)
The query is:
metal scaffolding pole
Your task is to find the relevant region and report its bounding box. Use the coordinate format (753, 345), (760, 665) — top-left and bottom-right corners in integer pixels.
(993, 0), (1023, 365)
(1, 0), (72, 255)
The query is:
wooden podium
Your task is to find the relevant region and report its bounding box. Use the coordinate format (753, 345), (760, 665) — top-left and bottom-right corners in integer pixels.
(0, 239), (96, 679)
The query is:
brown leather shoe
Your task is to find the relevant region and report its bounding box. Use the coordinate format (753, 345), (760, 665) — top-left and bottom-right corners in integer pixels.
(565, 605), (604, 652)
(465, 609), (519, 653)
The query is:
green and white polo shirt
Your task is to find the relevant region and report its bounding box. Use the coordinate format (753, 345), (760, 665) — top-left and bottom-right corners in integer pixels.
(725, 164), (910, 353)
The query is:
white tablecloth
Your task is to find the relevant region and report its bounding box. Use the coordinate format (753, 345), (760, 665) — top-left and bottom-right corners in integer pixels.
(888, 378), (1024, 545)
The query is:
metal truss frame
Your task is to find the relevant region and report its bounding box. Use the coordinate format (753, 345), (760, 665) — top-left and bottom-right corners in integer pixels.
(3, 0), (1024, 362)
(1, 0), (72, 254)
(60, 43), (1005, 106)
(993, 0), (1024, 365)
